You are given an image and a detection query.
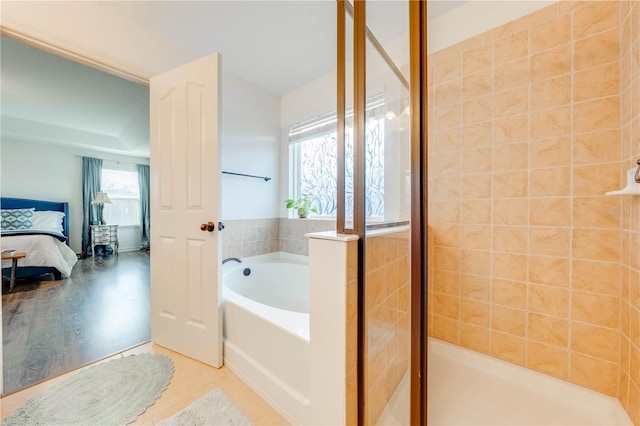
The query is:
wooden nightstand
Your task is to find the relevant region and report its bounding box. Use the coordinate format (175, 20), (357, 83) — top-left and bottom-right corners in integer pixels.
(90, 224), (119, 257)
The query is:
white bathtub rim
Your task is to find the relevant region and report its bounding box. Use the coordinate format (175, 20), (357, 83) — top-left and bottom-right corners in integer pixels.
(222, 251), (310, 341)
(222, 251), (309, 268)
(429, 338), (632, 425)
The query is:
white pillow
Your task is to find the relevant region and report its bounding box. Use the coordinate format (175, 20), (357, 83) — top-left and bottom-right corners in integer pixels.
(31, 211), (65, 234)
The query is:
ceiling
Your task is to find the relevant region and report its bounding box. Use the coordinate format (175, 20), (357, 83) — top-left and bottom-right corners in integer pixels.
(1, 1), (468, 159)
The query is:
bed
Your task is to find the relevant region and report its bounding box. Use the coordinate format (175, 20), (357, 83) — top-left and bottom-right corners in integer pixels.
(1, 197), (78, 281)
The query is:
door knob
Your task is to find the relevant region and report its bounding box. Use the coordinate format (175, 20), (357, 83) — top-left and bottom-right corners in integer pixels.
(200, 221), (215, 232)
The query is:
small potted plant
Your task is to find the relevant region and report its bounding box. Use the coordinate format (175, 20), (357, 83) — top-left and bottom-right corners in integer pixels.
(285, 196), (318, 219)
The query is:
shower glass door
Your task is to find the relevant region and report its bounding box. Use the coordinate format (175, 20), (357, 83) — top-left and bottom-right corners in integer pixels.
(363, 2), (411, 424)
(341, 1), (426, 424)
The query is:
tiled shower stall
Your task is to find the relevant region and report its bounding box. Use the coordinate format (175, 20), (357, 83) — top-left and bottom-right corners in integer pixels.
(427, 1), (639, 423)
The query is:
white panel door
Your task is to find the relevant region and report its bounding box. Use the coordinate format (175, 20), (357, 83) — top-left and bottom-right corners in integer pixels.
(149, 54), (222, 367)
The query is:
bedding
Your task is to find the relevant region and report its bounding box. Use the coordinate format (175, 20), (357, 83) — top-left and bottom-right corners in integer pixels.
(1, 233), (77, 278)
(1, 197), (74, 281)
(1, 208), (35, 230)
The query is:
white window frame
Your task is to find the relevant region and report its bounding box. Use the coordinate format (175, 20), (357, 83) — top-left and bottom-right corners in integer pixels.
(101, 164), (141, 227)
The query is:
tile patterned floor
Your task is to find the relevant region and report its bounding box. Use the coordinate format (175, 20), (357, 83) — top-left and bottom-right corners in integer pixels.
(0, 342), (289, 425)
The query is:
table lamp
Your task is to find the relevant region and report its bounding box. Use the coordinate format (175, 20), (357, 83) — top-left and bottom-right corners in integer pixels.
(91, 192), (112, 225)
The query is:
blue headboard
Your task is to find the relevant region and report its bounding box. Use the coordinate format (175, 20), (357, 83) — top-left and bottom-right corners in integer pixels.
(1, 197), (70, 243)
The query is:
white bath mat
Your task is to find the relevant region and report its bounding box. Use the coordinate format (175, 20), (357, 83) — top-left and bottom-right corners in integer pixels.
(159, 388), (254, 426)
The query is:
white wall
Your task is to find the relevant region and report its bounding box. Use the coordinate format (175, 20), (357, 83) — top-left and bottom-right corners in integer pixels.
(220, 70), (281, 220)
(428, 1), (554, 53)
(0, 138), (148, 253)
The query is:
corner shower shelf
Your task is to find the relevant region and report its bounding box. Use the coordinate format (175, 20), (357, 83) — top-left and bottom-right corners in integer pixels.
(605, 168), (640, 196)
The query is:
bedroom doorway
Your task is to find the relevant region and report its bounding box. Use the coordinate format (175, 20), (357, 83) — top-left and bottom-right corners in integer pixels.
(0, 35), (152, 395)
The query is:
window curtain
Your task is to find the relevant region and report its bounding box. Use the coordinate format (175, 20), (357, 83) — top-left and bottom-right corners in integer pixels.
(82, 157), (103, 256)
(137, 164), (150, 250)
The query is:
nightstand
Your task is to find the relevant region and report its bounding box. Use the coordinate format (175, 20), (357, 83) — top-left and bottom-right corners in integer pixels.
(90, 224), (119, 257)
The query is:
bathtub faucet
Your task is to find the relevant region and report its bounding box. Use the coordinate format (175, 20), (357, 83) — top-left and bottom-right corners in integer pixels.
(222, 257), (242, 265)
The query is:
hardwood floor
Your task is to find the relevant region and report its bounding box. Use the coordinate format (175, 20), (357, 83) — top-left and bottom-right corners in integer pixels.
(2, 250), (150, 395)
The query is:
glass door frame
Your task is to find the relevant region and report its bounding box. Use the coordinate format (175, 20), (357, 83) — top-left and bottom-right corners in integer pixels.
(336, 1), (428, 424)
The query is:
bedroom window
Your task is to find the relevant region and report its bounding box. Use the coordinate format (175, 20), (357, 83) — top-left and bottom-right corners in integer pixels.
(101, 168), (140, 226)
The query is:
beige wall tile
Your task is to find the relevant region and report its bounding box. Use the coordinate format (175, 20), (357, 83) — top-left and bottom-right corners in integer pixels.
(461, 199), (492, 224)
(436, 80), (462, 107)
(432, 315), (459, 344)
(463, 96), (492, 125)
(493, 171), (528, 198)
(462, 44), (492, 76)
(494, 114), (529, 144)
(493, 31), (529, 65)
(460, 249), (491, 276)
(528, 284), (569, 317)
(460, 323), (490, 354)
(530, 106), (571, 139)
(530, 137), (571, 168)
(527, 341), (569, 380)
(434, 55), (461, 82)
(571, 259), (620, 295)
(531, 14), (570, 54)
(433, 269), (458, 296)
(493, 143), (528, 172)
(460, 274), (490, 303)
(492, 305), (526, 337)
(529, 227), (571, 257)
(629, 306), (640, 348)
(573, 130), (621, 165)
(462, 148), (492, 174)
(573, 162), (620, 196)
(628, 379), (640, 425)
(531, 45), (571, 82)
(432, 224), (460, 247)
(528, 255), (570, 287)
(431, 152), (461, 175)
(530, 198), (571, 226)
(574, 63), (620, 102)
(530, 167), (571, 197)
(494, 58), (529, 91)
(429, 128), (461, 153)
(571, 321), (620, 363)
(493, 198), (528, 225)
(462, 69), (492, 99)
(462, 122), (493, 149)
(528, 312), (569, 348)
(493, 226), (527, 253)
(494, 87), (529, 119)
(573, 97), (620, 134)
(461, 173), (492, 199)
(572, 196), (622, 228)
(573, 29), (620, 71)
(570, 352), (618, 396)
(491, 331), (526, 365)
(531, 75), (571, 111)
(434, 104), (462, 130)
(460, 299), (490, 327)
(432, 293), (459, 320)
(573, 1), (619, 41)
(492, 279), (527, 310)
(572, 291), (620, 329)
(492, 252), (527, 281)
(461, 225), (491, 250)
(572, 228), (621, 262)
